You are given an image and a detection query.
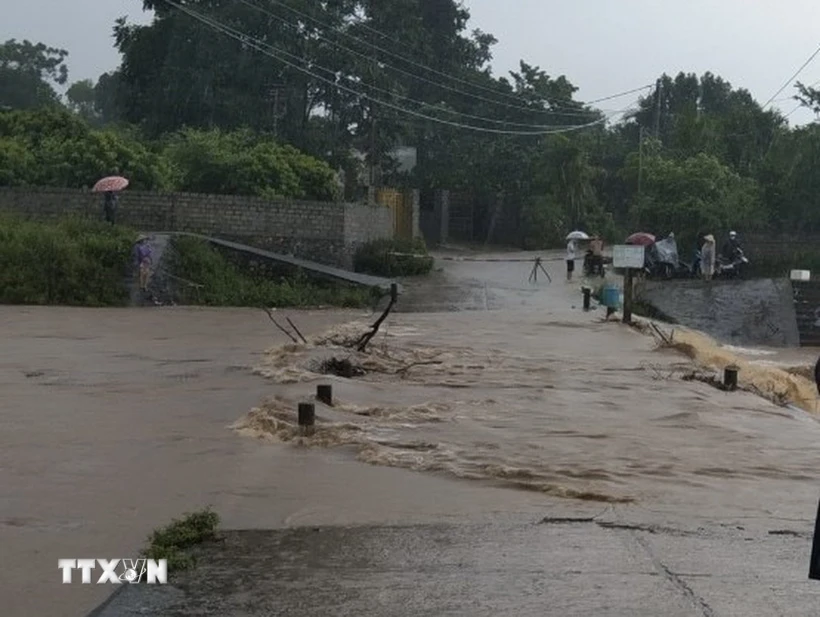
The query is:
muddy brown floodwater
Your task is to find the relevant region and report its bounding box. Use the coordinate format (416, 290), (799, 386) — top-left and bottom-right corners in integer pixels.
(3, 251), (820, 616)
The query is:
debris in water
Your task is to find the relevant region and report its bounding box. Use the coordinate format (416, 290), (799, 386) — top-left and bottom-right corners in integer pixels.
(316, 357), (366, 378)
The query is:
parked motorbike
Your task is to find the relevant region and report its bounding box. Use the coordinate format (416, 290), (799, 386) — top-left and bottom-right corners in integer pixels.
(583, 250), (610, 277)
(643, 236), (691, 280)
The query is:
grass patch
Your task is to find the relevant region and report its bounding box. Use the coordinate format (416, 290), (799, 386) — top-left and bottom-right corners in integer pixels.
(141, 507), (220, 572)
(0, 216), (135, 306)
(167, 236), (377, 308)
(353, 237), (434, 277)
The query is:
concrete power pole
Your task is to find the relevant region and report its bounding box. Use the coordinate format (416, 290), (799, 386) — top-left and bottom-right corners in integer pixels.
(654, 78), (663, 139)
(265, 83), (286, 138)
(638, 126), (645, 197)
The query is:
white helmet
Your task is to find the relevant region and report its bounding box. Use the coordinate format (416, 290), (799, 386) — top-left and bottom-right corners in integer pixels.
(729, 231), (737, 239)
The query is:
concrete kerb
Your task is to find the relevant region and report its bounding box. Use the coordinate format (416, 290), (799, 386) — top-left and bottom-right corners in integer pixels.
(142, 231), (401, 295)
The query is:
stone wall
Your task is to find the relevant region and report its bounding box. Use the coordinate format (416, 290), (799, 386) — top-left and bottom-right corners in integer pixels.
(0, 187), (393, 268)
(638, 278), (800, 348)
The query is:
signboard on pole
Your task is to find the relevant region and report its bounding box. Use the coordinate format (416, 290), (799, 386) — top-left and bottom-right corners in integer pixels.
(612, 245), (645, 270)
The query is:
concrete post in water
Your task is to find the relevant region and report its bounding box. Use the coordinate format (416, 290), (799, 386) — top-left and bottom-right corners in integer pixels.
(317, 384), (333, 406)
(623, 269), (635, 324)
(810, 497), (820, 580)
(814, 355), (820, 395)
(298, 403), (316, 436)
(390, 282), (398, 303)
(582, 287), (591, 311)
(723, 365), (739, 391)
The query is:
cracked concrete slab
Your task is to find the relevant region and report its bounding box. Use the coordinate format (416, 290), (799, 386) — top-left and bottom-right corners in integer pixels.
(89, 519), (820, 617)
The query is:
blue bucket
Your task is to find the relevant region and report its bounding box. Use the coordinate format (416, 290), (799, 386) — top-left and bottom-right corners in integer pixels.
(602, 285), (621, 309)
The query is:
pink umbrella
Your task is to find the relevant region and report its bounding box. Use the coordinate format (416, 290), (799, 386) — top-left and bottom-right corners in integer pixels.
(93, 176), (129, 193)
(626, 232), (656, 247)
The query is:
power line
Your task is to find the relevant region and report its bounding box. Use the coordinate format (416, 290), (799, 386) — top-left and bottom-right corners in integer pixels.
(235, 0), (603, 126)
(187, 2), (600, 129)
(238, 0), (603, 118)
(163, 0), (637, 136)
(784, 77), (820, 119)
(762, 43), (820, 109)
(247, 0), (652, 113)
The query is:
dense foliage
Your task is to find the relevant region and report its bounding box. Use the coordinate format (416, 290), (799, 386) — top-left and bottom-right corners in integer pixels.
(354, 237), (434, 277)
(0, 217), (135, 306)
(4, 3), (820, 251)
(167, 236), (374, 307)
(0, 107), (340, 199)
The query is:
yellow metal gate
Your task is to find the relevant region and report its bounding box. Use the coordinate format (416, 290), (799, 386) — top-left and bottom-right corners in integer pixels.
(375, 188), (413, 241)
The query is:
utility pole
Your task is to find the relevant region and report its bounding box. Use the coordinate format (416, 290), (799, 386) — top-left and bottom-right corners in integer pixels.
(638, 126), (644, 196)
(265, 83), (286, 138)
(654, 78), (662, 139)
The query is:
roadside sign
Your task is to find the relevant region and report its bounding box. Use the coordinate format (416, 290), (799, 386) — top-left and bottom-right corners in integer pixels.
(612, 245), (645, 270)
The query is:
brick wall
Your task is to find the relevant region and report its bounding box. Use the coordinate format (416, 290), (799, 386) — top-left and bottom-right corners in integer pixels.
(0, 187), (393, 268)
(343, 203), (394, 268)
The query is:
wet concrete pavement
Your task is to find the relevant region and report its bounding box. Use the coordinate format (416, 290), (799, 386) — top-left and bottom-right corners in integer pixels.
(94, 516), (820, 616)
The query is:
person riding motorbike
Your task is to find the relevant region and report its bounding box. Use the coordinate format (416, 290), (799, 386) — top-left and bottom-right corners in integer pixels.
(721, 231), (742, 261)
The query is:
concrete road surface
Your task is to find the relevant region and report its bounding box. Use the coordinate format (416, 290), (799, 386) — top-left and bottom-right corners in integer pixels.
(92, 513), (820, 616)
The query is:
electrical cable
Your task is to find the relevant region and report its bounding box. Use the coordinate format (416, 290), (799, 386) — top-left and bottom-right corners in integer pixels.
(231, 0), (604, 128)
(238, 0), (609, 118)
(164, 0), (637, 136)
(762, 43), (820, 109)
(784, 77), (820, 119)
(248, 0), (653, 112)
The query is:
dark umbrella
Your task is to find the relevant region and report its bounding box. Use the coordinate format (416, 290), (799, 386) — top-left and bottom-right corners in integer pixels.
(626, 232), (656, 247)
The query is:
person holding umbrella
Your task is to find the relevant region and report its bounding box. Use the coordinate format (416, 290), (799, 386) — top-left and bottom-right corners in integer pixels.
(104, 191), (118, 224)
(93, 176), (129, 225)
(565, 231), (588, 281)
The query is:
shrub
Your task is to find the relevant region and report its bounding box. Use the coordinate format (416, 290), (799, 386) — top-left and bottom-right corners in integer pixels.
(353, 237), (434, 277)
(167, 236), (375, 308)
(0, 216), (134, 305)
(141, 508), (220, 572)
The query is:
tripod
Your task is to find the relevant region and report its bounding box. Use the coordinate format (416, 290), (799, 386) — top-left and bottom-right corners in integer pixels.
(528, 257), (552, 284)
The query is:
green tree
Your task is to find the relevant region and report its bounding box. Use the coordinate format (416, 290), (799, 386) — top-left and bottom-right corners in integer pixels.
(0, 107), (174, 189)
(163, 128), (339, 200)
(0, 39), (69, 110)
(66, 79), (99, 123)
(623, 143), (766, 245)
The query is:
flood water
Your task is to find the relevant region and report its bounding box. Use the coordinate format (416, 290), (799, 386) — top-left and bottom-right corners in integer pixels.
(3, 251), (820, 616)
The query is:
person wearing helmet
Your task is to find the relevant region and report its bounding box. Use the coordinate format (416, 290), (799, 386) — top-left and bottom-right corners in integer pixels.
(721, 230), (741, 261)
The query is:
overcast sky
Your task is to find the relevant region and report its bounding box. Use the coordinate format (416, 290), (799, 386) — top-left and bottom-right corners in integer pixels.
(3, 0), (819, 125)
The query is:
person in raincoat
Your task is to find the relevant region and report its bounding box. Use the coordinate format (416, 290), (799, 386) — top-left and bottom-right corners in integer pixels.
(700, 234), (716, 281)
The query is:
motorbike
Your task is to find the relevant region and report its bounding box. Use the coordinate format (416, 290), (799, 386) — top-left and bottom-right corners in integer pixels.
(643, 236), (691, 280)
(583, 250), (610, 277)
(716, 248), (749, 279)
